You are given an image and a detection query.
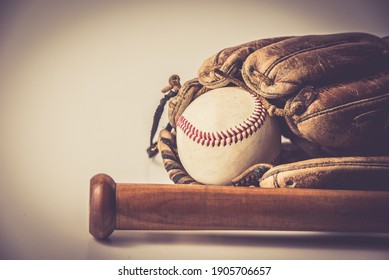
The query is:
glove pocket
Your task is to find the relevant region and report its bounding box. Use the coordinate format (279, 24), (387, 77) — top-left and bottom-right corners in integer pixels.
(259, 157), (389, 190)
(242, 32), (389, 99)
(284, 71), (389, 153)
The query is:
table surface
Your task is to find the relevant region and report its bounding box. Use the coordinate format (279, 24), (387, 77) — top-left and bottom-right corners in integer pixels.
(1, 0), (389, 260)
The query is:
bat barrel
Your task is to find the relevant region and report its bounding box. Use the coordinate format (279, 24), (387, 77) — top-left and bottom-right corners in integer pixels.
(89, 174), (389, 239)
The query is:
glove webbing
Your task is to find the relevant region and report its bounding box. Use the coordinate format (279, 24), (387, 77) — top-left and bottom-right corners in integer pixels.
(159, 129), (198, 185)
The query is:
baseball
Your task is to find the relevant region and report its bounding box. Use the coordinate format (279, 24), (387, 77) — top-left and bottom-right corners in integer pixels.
(176, 87), (281, 185)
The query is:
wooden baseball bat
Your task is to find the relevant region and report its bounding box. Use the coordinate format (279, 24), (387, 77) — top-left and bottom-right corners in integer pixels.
(89, 173), (389, 239)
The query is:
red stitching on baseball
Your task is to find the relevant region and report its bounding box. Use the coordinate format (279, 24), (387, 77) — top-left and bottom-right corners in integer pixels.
(177, 92), (267, 147)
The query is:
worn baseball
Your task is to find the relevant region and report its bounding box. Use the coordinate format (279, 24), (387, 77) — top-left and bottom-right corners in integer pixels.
(176, 87), (281, 185)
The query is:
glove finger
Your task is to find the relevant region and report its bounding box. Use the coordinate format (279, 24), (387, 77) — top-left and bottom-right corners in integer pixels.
(242, 32), (389, 99)
(285, 70), (389, 155)
(259, 156), (389, 190)
(198, 36), (292, 89)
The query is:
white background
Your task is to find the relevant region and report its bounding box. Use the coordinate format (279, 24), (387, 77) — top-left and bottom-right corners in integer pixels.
(0, 0), (388, 259)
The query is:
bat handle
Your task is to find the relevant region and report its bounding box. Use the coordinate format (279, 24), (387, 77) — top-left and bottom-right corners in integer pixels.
(89, 173), (116, 239)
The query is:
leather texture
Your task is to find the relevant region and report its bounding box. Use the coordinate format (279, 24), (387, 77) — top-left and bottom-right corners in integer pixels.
(259, 157), (389, 190)
(199, 33), (389, 99)
(199, 36), (292, 89)
(153, 32), (389, 189)
(285, 71), (389, 156)
(198, 32), (389, 158)
(242, 33), (389, 99)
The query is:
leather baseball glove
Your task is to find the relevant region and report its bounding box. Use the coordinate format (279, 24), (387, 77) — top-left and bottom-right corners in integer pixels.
(148, 32), (389, 190)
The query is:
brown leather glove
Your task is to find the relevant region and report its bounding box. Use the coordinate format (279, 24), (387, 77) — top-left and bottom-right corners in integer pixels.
(199, 32), (389, 157)
(149, 32), (389, 190)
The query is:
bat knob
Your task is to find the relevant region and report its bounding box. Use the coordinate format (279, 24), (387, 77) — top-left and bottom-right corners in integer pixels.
(89, 173), (116, 239)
